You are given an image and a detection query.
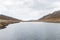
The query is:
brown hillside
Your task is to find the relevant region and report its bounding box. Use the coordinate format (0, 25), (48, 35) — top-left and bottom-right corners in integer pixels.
(39, 10), (60, 23)
(0, 14), (20, 20)
(0, 14), (21, 29)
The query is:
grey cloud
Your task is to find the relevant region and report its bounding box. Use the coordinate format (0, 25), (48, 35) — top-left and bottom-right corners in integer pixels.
(31, 0), (54, 11)
(1, 0), (60, 20)
(47, 0), (60, 2)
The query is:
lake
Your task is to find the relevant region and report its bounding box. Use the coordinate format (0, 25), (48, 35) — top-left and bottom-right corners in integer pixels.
(0, 22), (60, 40)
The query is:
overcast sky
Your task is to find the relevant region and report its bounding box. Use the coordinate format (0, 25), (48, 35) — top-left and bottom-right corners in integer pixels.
(0, 0), (60, 20)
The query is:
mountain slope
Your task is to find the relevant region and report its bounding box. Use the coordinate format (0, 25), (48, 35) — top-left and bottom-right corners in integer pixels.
(0, 14), (21, 29)
(39, 10), (60, 23)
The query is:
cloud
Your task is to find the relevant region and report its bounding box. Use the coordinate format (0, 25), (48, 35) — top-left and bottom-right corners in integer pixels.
(0, 0), (60, 20)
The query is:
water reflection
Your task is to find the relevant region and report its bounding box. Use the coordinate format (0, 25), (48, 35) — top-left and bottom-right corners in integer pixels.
(0, 22), (60, 40)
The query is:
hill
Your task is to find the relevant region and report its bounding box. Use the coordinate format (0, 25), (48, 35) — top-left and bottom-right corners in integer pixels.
(0, 14), (21, 29)
(39, 10), (60, 23)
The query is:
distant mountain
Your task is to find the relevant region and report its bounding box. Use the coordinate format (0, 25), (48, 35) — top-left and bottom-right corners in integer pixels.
(0, 14), (21, 29)
(39, 10), (60, 23)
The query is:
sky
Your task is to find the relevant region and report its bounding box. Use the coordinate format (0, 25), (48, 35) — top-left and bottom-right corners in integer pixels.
(0, 0), (60, 20)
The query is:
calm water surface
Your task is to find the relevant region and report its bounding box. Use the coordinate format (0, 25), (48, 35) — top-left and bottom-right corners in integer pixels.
(0, 22), (60, 40)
